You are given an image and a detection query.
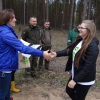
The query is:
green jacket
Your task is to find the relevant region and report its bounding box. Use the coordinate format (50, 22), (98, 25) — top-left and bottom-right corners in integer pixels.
(67, 30), (79, 46)
(21, 25), (40, 45)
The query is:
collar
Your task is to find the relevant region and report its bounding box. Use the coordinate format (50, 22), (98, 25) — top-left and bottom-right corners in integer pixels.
(29, 24), (38, 29)
(3, 24), (18, 38)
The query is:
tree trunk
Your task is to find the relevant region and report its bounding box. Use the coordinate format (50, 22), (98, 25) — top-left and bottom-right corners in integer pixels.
(61, 0), (66, 30)
(24, 0), (26, 25)
(88, 0), (92, 19)
(46, 0), (49, 21)
(69, 0), (75, 30)
(42, 0), (45, 22)
(82, 0), (88, 20)
(0, 0), (2, 10)
(34, 0), (37, 17)
(54, 1), (57, 29)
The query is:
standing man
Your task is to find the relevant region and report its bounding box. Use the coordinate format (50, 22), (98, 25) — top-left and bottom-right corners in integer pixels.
(67, 25), (79, 46)
(39, 21), (52, 70)
(21, 16), (41, 77)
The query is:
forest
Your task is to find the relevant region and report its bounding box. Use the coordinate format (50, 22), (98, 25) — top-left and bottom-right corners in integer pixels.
(0, 1), (100, 100)
(0, 0), (100, 30)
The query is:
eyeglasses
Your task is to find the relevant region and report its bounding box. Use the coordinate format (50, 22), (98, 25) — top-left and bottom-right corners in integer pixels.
(78, 27), (87, 29)
(45, 24), (50, 25)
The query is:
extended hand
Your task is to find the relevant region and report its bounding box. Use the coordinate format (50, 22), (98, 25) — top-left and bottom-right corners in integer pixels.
(43, 50), (52, 60)
(49, 50), (57, 59)
(68, 80), (76, 88)
(43, 50), (57, 60)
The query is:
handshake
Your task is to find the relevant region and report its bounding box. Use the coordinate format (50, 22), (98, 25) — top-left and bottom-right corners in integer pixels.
(43, 50), (56, 60)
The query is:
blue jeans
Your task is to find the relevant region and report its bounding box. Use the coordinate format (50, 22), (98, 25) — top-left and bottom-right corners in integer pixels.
(0, 72), (11, 100)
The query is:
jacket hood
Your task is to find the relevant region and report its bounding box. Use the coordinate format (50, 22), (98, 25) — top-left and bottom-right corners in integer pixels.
(0, 24), (10, 31)
(29, 24), (38, 29)
(0, 24), (18, 38)
(92, 37), (99, 46)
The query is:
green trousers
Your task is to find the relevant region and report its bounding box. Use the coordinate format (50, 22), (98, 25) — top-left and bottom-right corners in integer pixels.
(25, 56), (38, 75)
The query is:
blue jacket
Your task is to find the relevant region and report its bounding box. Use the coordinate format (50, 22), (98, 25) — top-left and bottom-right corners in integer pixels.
(0, 25), (43, 71)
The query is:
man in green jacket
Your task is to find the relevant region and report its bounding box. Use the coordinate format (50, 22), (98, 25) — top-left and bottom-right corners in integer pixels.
(67, 25), (79, 76)
(67, 26), (79, 46)
(21, 16), (41, 77)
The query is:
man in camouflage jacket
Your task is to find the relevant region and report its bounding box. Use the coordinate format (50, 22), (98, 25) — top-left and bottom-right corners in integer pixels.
(21, 16), (41, 77)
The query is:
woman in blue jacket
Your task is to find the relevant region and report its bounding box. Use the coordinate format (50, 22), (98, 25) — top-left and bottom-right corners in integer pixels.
(0, 9), (50, 100)
(49, 20), (99, 100)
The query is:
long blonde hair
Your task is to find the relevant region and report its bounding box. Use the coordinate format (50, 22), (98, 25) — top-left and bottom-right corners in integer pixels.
(67, 20), (96, 67)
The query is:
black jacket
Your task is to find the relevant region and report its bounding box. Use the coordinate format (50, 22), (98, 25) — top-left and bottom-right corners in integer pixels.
(56, 37), (99, 83)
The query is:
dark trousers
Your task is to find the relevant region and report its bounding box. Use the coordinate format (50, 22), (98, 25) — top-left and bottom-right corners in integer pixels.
(0, 72), (11, 100)
(25, 56), (38, 75)
(66, 82), (91, 100)
(11, 71), (15, 81)
(39, 46), (51, 69)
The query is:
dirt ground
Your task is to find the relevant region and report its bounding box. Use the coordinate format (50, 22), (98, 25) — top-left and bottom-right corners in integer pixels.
(11, 27), (100, 100)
